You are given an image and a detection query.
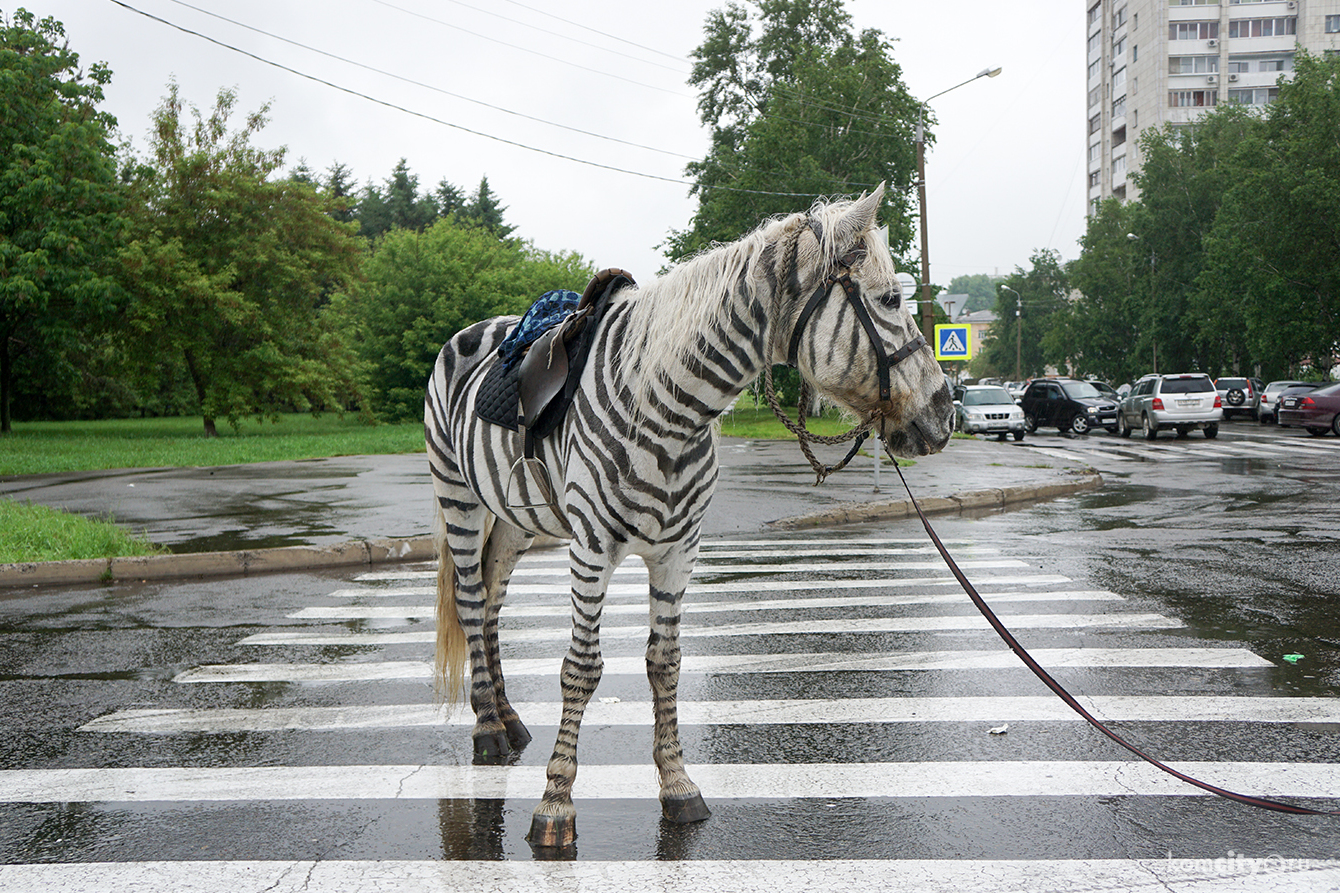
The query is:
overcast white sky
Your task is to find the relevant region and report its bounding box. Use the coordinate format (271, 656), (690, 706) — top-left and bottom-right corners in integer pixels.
(36, 0), (1088, 285)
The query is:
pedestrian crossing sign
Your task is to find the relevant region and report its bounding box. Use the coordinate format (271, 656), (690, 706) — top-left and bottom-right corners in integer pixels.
(935, 325), (972, 360)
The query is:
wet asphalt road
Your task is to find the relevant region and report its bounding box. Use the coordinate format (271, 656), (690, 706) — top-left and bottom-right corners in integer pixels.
(0, 420), (1339, 890)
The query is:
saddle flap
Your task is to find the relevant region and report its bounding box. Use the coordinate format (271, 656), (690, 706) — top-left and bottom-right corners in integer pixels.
(517, 326), (570, 429)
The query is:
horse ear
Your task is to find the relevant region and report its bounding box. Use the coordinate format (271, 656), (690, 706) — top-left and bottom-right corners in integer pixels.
(830, 183), (885, 258)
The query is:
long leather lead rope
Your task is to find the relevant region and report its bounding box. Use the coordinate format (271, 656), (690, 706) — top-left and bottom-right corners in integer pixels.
(892, 460), (1339, 817)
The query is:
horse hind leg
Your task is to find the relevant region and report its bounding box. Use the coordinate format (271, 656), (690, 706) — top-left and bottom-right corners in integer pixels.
(480, 520), (535, 751)
(645, 554), (710, 824)
(433, 500), (512, 763)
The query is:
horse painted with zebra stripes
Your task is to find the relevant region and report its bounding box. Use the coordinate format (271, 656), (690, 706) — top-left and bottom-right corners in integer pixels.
(424, 184), (953, 848)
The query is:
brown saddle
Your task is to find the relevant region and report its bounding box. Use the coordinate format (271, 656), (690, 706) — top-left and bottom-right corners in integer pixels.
(516, 268), (635, 430)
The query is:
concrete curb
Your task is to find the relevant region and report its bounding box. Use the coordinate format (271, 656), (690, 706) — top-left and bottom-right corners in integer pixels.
(0, 474), (1102, 590)
(0, 535), (436, 590)
(765, 472), (1104, 531)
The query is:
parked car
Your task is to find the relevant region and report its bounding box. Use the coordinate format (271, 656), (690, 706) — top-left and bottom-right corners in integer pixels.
(1088, 380), (1120, 402)
(953, 384), (1027, 441)
(1018, 378), (1119, 435)
(1115, 372), (1222, 439)
(1276, 381), (1340, 436)
(1004, 380), (1027, 401)
(1259, 380), (1321, 425)
(1214, 376), (1259, 420)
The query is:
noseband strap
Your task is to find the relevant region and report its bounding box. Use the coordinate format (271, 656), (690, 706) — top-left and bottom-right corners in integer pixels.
(786, 273), (927, 402)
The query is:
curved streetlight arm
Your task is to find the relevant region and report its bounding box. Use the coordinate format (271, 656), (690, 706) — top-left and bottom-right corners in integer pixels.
(916, 67), (1002, 345)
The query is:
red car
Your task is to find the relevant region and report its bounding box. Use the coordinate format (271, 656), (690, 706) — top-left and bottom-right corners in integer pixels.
(1276, 381), (1340, 436)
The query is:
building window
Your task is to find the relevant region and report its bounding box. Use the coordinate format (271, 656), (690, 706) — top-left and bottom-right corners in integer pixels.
(1113, 6), (1127, 29)
(1089, 85), (1102, 108)
(1228, 87), (1279, 105)
(1112, 95), (1127, 118)
(1132, 44), (1138, 61)
(1089, 3), (1101, 26)
(1090, 113), (1102, 135)
(1113, 36), (1127, 56)
(1113, 67), (1127, 91)
(1088, 31), (1101, 55)
(1113, 155), (1127, 181)
(1089, 58), (1101, 81)
(1089, 143), (1101, 163)
(1114, 185), (1127, 200)
(1112, 125), (1127, 147)
(1227, 18), (1297, 38)
(1169, 89), (1218, 107)
(1169, 55), (1220, 74)
(1169, 21), (1220, 39)
(1327, 15), (1340, 33)
(1089, 170), (1101, 188)
(1133, 12), (1138, 29)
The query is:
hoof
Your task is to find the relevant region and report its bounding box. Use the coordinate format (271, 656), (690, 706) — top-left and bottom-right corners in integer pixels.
(472, 730), (510, 764)
(504, 717), (532, 749)
(527, 812), (576, 849)
(661, 792), (711, 824)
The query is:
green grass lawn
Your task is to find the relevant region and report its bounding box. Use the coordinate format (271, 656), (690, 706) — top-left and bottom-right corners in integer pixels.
(0, 407), (865, 564)
(0, 414), (425, 476)
(0, 499), (165, 564)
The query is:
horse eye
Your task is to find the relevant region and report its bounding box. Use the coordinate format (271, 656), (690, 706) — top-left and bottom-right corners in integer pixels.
(839, 249), (865, 268)
(877, 291), (901, 309)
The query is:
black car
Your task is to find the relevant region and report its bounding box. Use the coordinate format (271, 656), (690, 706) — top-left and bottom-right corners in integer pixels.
(1019, 378), (1120, 435)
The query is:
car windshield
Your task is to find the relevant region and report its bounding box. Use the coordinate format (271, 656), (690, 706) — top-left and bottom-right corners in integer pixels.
(962, 388), (1014, 406)
(1160, 377), (1213, 394)
(1061, 381), (1101, 399)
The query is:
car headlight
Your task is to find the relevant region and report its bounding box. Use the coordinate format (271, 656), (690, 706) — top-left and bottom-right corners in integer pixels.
(966, 412), (984, 421)
(1087, 407), (1098, 414)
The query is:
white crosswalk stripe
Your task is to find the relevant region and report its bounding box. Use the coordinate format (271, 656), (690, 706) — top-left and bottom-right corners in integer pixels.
(8, 533), (1332, 890)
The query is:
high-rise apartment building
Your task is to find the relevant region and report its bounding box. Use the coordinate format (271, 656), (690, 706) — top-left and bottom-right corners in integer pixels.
(1086, 0), (1340, 211)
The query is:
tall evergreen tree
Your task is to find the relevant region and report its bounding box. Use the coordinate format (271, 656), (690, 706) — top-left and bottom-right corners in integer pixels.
(462, 176), (515, 239)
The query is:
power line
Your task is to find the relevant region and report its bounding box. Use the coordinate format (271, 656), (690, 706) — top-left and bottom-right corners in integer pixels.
(158, 0), (696, 161)
(361, 0), (693, 98)
(105, 0), (824, 201)
(495, 0), (689, 67)
(372, 0), (689, 74)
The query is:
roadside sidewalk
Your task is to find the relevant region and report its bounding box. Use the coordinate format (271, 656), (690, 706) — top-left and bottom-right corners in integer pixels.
(0, 436), (1100, 588)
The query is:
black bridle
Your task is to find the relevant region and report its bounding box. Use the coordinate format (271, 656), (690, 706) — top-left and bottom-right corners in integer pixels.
(786, 272), (927, 404)
(766, 269), (930, 484)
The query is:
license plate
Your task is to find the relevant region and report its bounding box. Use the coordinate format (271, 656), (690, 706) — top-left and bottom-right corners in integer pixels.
(1177, 399), (1199, 407)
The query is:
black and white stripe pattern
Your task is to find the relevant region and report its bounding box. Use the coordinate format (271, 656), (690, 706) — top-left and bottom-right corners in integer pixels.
(422, 187), (953, 846)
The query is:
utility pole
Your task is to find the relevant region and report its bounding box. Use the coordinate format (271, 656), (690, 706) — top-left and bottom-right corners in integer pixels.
(1002, 284), (1021, 381)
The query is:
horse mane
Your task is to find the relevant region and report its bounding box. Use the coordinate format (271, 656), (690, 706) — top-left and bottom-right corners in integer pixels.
(619, 193), (879, 407)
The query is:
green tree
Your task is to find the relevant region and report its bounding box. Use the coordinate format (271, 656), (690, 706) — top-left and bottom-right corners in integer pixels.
(667, 0), (921, 262)
(978, 249), (1070, 380)
(336, 217), (593, 419)
(117, 82), (365, 436)
(460, 175), (515, 239)
(1201, 51), (1340, 381)
(1062, 198), (1150, 384)
(1132, 105), (1259, 376)
(356, 158), (438, 237)
(0, 10), (124, 432)
(946, 273), (998, 314)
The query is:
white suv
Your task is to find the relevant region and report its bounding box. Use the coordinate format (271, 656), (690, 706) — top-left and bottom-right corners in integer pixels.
(1116, 373), (1223, 440)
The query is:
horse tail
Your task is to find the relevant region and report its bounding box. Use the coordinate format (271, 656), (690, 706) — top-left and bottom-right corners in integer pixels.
(433, 502), (465, 707)
(433, 499), (497, 707)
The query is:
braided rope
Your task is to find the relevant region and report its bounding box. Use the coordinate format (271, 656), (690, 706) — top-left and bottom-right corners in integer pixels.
(762, 363), (878, 484)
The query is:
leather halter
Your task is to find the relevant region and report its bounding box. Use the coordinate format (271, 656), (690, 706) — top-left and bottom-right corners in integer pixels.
(786, 272), (928, 402)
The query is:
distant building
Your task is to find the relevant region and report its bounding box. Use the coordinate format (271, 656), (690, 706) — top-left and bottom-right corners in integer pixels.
(1086, 0), (1340, 211)
(957, 308), (998, 356)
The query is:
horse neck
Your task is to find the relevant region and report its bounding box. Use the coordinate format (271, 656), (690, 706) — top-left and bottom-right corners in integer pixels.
(622, 255), (781, 431)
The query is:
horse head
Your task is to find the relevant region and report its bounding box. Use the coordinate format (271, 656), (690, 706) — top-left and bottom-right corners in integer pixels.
(782, 185), (954, 458)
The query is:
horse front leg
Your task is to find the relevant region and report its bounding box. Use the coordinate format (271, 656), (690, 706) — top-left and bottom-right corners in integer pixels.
(527, 543), (617, 850)
(646, 548), (710, 824)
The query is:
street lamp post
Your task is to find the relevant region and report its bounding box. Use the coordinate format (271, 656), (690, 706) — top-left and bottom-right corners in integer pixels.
(1127, 233), (1158, 372)
(1001, 284), (1021, 381)
(916, 66), (1002, 346)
